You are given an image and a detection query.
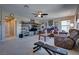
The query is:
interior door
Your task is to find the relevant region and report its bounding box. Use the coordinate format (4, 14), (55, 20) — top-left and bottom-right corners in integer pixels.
(5, 17), (16, 38)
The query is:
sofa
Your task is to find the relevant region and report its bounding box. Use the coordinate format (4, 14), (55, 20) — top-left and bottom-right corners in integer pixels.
(54, 29), (79, 50)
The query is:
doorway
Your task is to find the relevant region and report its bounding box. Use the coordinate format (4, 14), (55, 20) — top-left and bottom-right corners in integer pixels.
(4, 16), (16, 39)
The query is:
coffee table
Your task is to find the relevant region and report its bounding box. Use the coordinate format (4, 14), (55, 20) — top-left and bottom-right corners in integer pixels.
(39, 33), (53, 42)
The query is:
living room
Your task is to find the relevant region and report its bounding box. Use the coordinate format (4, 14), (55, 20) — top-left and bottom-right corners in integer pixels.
(0, 4), (79, 55)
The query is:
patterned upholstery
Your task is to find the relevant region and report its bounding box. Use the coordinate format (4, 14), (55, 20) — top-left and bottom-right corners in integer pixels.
(54, 29), (79, 50)
(69, 29), (79, 41)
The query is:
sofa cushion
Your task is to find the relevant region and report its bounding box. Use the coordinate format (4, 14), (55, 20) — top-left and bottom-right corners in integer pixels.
(76, 39), (79, 48)
(70, 30), (78, 39)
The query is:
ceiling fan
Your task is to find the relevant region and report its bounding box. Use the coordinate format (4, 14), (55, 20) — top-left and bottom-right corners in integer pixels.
(32, 10), (48, 18)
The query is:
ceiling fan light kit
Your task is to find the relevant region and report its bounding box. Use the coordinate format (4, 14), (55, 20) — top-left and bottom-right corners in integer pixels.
(38, 14), (41, 17)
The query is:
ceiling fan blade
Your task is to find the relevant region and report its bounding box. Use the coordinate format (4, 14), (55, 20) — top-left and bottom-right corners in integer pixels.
(41, 13), (48, 15)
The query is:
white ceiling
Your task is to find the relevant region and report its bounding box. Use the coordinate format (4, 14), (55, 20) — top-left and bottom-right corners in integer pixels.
(0, 4), (78, 20)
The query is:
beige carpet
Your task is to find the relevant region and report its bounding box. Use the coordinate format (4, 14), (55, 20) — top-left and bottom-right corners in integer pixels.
(0, 35), (79, 55)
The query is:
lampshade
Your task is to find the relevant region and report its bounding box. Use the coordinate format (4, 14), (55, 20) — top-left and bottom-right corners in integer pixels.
(77, 19), (79, 23)
(70, 23), (74, 27)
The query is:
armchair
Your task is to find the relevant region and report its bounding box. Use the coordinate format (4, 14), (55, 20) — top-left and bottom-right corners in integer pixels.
(54, 29), (79, 50)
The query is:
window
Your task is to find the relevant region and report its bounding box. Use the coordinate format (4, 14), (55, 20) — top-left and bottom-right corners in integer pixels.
(77, 19), (79, 29)
(61, 20), (70, 32)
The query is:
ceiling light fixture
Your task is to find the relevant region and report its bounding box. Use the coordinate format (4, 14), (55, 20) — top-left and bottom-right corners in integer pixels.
(24, 5), (29, 8)
(10, 13), (14, 16)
